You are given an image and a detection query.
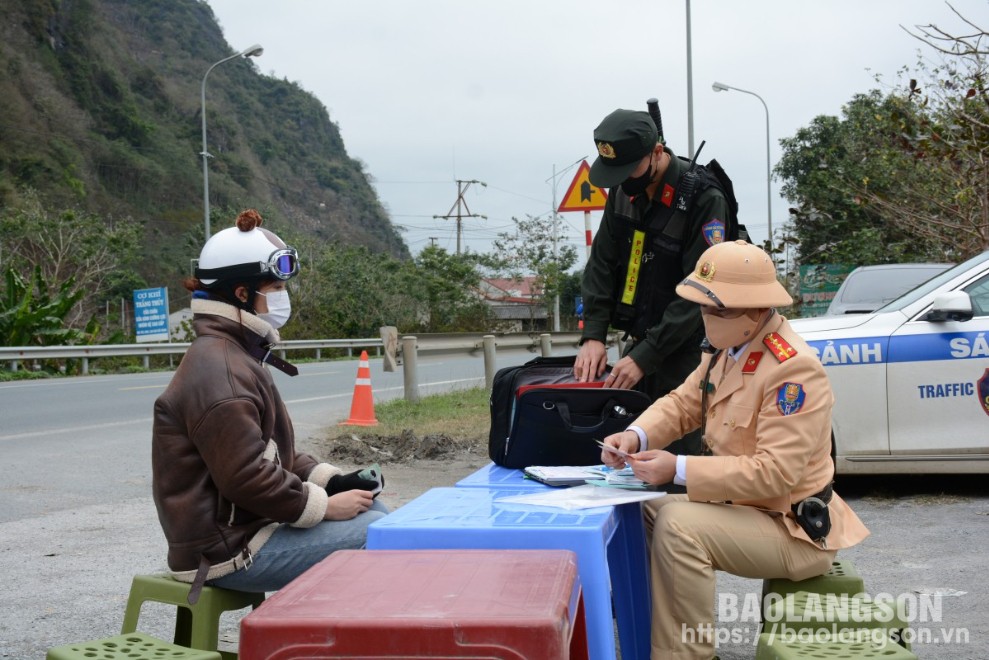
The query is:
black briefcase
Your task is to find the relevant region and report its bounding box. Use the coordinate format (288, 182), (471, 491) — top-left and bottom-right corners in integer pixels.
(488, 355), (652, 468)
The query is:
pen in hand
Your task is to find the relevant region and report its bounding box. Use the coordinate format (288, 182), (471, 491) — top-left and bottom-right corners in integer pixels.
(595, 439), (637, 461)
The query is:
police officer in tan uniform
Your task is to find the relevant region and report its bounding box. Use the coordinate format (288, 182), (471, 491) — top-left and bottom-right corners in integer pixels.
(600, 240), (869, 660)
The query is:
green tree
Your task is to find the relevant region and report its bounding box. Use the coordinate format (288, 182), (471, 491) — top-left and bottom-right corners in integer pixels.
(0, 192), (144, 338)
(286, 241), (492, 338)
(775, 91), (939, 265)
(0, 0), (409, 313)
(491, 214), (579, 328)
(0, 267), (91, 347)
(287, 241), (414, 339)
(777, 8), (989, 265)
(409, 246), (493, 332)
(866, 12), (989, 258)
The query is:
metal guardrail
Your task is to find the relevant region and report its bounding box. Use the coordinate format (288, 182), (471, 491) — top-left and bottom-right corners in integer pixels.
(394, 332), (584, 356)
(0, 331), (604, 402)
(0, 338), (383, 374)
(395, 332), (588, 402)
(0, 332), (585, 365)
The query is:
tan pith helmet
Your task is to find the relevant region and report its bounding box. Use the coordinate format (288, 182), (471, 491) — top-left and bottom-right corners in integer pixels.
(677, 240), (792, 308)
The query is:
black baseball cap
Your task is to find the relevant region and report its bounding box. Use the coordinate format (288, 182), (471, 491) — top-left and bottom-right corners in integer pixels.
(589, 109), (659, 188)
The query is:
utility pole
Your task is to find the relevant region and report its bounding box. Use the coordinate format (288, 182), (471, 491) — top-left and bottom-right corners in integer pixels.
(546, 157), (585, 332)
(551, 165), (561, 332)
(428, 237), (438, 247)
(434, 179), (486, 254)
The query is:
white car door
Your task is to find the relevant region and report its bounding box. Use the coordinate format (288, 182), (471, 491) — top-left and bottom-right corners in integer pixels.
(791, 315), (895, 458)
(887, 269), (989, 457)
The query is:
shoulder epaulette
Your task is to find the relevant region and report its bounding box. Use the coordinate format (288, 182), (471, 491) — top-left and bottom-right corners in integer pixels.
(763, 333), (797, 363)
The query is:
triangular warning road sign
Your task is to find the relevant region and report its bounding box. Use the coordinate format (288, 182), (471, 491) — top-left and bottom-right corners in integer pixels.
(558, 160), (608, 212)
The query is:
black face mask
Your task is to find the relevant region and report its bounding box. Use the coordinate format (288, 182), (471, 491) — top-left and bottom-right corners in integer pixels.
(621, 156), (655, 196)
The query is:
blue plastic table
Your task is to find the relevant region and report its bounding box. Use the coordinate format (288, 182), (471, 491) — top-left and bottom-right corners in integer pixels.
(455, 461), (548, 489)
(367, 486), (651, 660)
(455, 463), (651, 659)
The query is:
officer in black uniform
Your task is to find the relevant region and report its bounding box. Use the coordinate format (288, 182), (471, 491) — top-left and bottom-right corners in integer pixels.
(574, 108), (732, 455)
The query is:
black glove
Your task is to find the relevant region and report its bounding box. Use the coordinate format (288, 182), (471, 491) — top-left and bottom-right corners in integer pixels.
(326, 469), (379, 496)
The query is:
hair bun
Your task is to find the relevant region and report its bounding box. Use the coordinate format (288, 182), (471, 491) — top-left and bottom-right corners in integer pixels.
(236, 209), (264, 232)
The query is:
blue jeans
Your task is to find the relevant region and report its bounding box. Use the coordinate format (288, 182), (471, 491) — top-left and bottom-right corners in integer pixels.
(208, 499), (389, 593)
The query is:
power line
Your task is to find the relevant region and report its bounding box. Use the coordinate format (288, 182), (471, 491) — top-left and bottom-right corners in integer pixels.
(374, 180), (452, 184)
(484, 184), (549, 206)
(433, 179), (487, 255)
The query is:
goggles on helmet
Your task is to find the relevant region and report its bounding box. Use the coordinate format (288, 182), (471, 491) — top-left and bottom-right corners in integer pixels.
(196, 248), (299, 285)
(267, 249), (299, 279)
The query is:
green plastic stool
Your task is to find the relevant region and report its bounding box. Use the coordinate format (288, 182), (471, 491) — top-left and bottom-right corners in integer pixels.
(121, 574), (264, 660)
(47, 631), (222, 659)
(763, 559), (866, 601)
(755, 630), (918, 659)
(764, 590), (911, 650)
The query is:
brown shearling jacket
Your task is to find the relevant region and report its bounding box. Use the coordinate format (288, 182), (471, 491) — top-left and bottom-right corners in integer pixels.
(152, 299), (339, 580)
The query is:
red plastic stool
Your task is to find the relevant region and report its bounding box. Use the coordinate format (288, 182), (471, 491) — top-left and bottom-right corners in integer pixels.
(239, 549), (588, 660)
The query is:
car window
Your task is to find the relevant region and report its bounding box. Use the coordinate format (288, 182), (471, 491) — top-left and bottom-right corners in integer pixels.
(965, 273), (989, 317)
(838, 268), (939, 304)
(877, 251), (989, 312)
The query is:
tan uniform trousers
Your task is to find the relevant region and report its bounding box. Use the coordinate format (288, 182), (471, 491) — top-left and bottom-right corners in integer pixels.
(643, 495), (835, 660)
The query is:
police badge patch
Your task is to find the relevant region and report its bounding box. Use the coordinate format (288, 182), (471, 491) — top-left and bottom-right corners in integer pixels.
(597, 142), (616, 159)
(777, 382), (806, 415)
(702, 219), (726, 246)
(978, 368), (989, 417)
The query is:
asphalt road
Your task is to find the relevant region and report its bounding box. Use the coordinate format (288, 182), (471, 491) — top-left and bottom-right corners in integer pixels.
(0, 350), (534, 658)
(1, 350), (986, 658)
(0, 351), (530, 523)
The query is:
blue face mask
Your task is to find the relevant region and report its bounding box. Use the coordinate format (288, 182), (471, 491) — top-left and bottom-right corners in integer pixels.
(256, 289), (291, 329)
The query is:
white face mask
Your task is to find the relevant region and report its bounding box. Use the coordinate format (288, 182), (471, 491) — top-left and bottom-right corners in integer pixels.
(256, 289), (291, 329)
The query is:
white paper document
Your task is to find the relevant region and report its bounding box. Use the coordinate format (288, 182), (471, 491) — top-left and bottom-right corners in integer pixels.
(523, 465), (610, 486)
(524, 464), (651, 489)
(496, 484), (666, 510)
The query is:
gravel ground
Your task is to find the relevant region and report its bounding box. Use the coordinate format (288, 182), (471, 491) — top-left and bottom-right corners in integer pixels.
(2, 432), (985, 659)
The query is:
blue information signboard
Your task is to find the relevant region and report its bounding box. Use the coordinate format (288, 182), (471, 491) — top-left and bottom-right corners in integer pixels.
(133, 287), (170, 342)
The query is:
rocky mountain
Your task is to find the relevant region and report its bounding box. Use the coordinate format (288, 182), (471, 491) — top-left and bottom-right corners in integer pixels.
(0, 0), (408, 265)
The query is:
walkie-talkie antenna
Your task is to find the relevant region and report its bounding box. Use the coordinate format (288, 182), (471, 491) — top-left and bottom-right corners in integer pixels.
(686, 140), (706, 169)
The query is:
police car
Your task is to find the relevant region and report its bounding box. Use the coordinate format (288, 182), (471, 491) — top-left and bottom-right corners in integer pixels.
(789, 250), (989, 475)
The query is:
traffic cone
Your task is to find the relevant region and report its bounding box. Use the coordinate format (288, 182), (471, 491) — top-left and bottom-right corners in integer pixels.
(340, 350), (378, 426)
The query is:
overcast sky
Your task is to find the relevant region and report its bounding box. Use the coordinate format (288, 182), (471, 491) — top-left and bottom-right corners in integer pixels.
(205, 0), (987, 260)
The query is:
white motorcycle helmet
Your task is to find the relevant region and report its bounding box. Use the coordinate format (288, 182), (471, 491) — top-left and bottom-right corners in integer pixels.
(195, 209), (299, 290)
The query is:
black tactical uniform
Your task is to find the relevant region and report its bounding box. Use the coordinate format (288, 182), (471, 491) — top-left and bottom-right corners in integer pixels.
(582, 110), (731, 455)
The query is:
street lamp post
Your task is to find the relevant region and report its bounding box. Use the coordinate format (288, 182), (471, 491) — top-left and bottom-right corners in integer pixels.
(685, 0), (695, 157)
(201, 44), (264, 241)
(712, 81), (772, 246)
